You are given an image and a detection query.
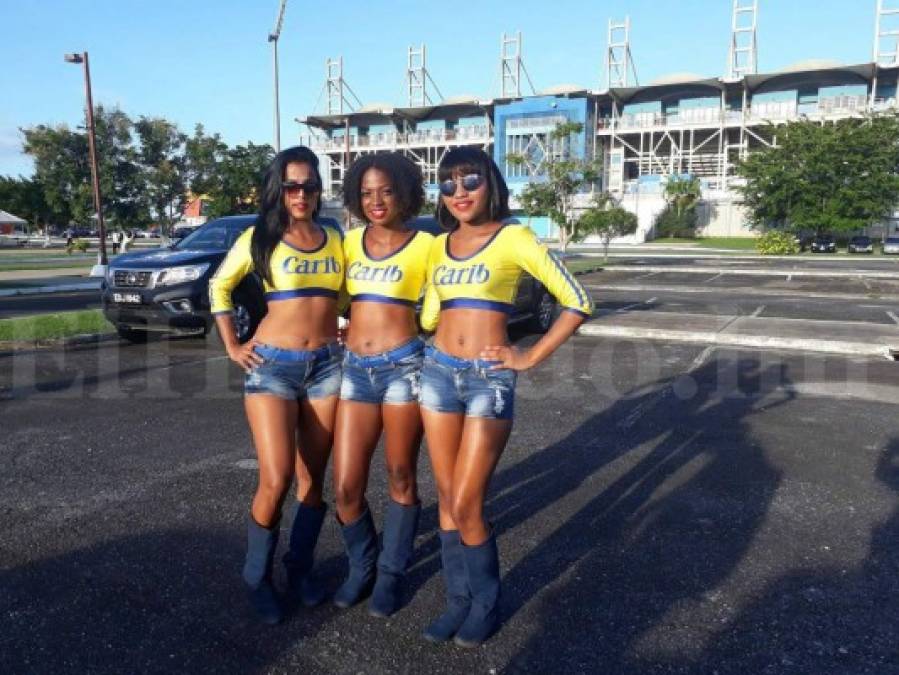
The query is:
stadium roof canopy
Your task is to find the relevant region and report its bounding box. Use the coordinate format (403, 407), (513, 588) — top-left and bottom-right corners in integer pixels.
(301, 98), (493, 130)
(744, 61), (875, 91)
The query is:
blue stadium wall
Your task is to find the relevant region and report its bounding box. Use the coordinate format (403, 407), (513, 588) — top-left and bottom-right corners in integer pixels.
(493, 96), (591, 238)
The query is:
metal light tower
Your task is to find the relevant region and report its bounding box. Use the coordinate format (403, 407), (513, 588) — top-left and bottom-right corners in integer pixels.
(269, 0), (288, 152)
(500, 32), (535, 98)
(726, 0), (758, 80)
(325, 57), (362, 115)
(606, 17), (638, 89)
(64, 51), (107, 272)
(407, 44), (444, 107)
(874, 0), (899, 66)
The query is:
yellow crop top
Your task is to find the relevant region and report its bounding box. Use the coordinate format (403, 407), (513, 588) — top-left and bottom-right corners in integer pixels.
(419, 224), (593, 331)
(343, 227), (434, 307)
(209, 224), (346, 314)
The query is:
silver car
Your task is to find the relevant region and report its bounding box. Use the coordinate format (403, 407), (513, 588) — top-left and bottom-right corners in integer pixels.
(884, 237), (899, 255)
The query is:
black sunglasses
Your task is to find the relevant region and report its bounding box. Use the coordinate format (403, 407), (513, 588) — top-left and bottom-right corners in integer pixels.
(438, 173), (485, 197)
(281, 180), (320, 194)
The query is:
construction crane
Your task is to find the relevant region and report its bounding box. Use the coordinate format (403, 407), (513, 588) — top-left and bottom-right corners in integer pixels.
(269, 0), (288, 151)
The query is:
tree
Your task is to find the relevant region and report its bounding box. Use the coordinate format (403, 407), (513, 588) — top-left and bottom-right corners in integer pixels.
(507, 120), (600, 251)
(735, 114), (899, 234)
(184, 124), (228, 199)
(0, 176), (53, 231)
(206, 142), (274, 218)
(135, 117), (186, 234)
(577, 195), (638, 260)
(664, 175), (701, 217)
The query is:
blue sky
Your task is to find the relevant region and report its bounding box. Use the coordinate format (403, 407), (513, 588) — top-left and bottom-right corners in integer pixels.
(1, 0), (878, 177)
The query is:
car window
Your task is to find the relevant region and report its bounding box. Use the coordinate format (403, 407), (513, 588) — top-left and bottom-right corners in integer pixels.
(887, 237), (899, 244)
(176, 224), (230, 250)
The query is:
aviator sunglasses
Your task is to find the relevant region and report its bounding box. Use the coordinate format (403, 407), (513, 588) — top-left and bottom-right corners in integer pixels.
(281, 180), (321, 194)
(438, 173), (485, 197)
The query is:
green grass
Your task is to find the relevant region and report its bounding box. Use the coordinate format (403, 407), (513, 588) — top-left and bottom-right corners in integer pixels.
(651, 237), (759, 250)
(564, 259), (605, 275)
(0, 309), (114, 343)
(0, 261), (92, 273)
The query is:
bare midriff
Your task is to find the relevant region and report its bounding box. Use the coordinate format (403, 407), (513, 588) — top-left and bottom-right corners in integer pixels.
(252, 296), (339, 350)
(346, 302), (418, 354)
(433, 307), (509, 359)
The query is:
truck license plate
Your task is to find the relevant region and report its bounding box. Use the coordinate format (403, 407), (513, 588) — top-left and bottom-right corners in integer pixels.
(113, 292), (141, 304)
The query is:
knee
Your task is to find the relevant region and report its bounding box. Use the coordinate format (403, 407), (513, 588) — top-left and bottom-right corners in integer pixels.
(256, 472), (292, 503)
(334, 480), (364, 516)
(450, 494), (482, 532)
(386, 462), (416, 500)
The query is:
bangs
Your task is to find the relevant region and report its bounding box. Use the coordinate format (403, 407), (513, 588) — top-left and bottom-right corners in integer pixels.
(437, 148), (490, 182)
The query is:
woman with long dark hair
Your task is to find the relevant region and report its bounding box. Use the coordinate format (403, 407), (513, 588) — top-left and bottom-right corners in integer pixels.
(418, 147), (593, 646)
(209, 146), (346, 624)
(330, 153), (433, 617)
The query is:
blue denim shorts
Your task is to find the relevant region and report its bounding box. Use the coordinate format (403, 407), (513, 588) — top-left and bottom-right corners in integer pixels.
(244, 342), (343, 400)
(339, 337), (424, 405)
(418, 345), (517, 420)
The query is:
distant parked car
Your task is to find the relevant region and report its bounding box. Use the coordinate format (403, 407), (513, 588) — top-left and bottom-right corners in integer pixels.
(883, 237), (899, 255)
(848, 236), (874, 254)
(810, 234), (836, 253)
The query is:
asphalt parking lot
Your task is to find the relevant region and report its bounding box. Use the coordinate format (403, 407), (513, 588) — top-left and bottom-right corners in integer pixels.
(2, 331), (899, 674)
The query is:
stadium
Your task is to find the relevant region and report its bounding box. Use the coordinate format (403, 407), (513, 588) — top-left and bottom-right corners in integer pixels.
(298, 1), (899, 241)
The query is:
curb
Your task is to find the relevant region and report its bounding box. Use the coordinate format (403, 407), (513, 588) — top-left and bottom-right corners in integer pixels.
(0, 331), (119, 355)
(577, 322), (897, 359)
(599, 265), (899, 279)
(0, 282), (101, 298)
(582, 282), (899, 302)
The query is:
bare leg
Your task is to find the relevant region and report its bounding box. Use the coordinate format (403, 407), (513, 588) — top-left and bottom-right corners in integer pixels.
(294, 394), (339, 507)
(332, 400), (382, 524)
(245, 394), (299, 527)
(381, 402), (423, 505)
(421, 409), (465, 531)
(450, 418), (512, 545)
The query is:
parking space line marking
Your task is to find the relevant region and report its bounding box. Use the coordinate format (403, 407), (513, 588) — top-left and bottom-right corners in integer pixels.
(645, 297), (657, 304)
(633, 271), (659, 280)
(704, 273), (722, 283)
(887, 311), (899, 325)
(616, 301), (646, 313)
(786, 274), (792, 282)
(751, 305), (766, 318)
(862, 278), (872, 290)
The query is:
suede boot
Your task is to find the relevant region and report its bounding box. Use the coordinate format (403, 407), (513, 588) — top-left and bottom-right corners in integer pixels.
(369, 500), (421, 618)
(333, 507), (378, 608)
(283, 501), (328, 608)
(422, 530), (471, 642)
(243, 517), (282, 625)
(453, 532), (500, 647)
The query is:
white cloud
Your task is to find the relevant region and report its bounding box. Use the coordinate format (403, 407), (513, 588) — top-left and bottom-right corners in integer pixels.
(0, 128), (34, 177)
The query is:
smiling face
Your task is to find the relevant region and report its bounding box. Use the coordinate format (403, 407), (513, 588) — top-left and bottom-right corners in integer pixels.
(360, 167), (401, 228)
(440, 169), (489, 226)
(282, 161), (319, 223)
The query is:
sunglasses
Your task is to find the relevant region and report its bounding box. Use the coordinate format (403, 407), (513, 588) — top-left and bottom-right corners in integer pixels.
(281, 180), (320, 194)
(438, 173), (485, 197)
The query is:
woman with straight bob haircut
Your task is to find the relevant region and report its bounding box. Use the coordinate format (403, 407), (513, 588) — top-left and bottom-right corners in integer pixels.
(418, 146), (594, 646)
(209, 146), (346, 624)
(330, 152), (433, 617)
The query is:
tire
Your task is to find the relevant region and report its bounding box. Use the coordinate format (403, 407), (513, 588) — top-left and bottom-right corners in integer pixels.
(231, 290), (264, 344)
(526, 291), (558, 333)
(117, 326), (150, 343)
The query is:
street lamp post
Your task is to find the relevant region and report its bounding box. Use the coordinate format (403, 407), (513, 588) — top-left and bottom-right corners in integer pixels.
(64, 51), (108, 273)
(269, 0), (288, 153)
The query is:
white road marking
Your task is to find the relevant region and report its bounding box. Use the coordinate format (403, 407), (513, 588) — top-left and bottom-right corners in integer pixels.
(887, 311), (899, 325)
(704, 273), (722, 283)
(751, 305), (766, 318)
(645, 297), (658, 304)
(616, 301), (647, 312)
(862, 278), (872, 290)
(634, 271), (659, 280)
(786, 274), (792, 282)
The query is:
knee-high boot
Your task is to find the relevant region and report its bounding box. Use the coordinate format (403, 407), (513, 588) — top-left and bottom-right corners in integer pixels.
(422, 529), (471, 642)
(243, 517), (283, 625)
(369, 500), (421, 618)
(282, 501), (328, 607)
(333, 507), (378, 608)
(453, 532), (500, 647)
